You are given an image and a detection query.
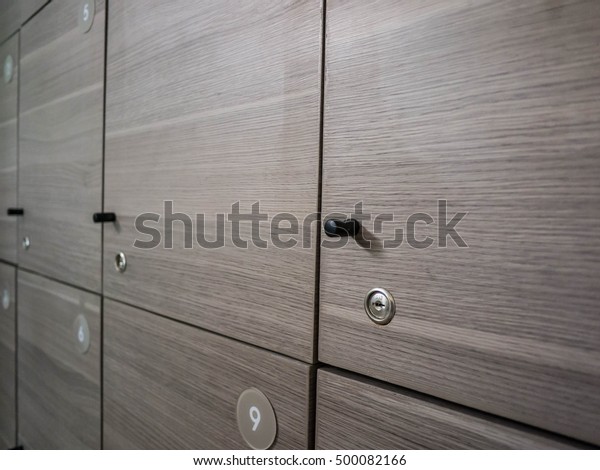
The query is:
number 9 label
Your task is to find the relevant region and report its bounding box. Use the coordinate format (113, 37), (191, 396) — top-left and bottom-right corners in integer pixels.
(249, 405), (261, 431)
(237, 388), (277, 449)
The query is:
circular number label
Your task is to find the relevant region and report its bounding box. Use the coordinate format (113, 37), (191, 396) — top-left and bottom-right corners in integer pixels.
(2, 289), (10, 310)
(78, 0), (95, 33)
(72, 314), (91, 354)
(3, 54), (14, 84)
(236, 388), (277, 449)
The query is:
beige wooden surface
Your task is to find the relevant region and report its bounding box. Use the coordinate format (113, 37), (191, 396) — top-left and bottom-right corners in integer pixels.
(320, 0), (600, 445)
(316, 369), (588, 449)
(0, 34), (18, 264)
(18, 270), (101, 449)
(104, 299), (314, 449)
(0, 262), (16, 449)
(103, 0), (323, 362)
(19, 0), (105, 292)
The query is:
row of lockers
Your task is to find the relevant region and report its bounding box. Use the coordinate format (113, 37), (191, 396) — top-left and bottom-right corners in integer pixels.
(0, 263), (592, 449)
(1, 0), (599, 448)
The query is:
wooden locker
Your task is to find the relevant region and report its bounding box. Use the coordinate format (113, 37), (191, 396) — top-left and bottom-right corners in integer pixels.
(103, 0), (323, 362)
(0, 34), (18, 264)
(319, 0), (600, 444)
(0, 262), (16, 449)
(316, 369), (588, 449)
(19, 0), (105, 292)
(18, 270), (101, 449)
(104, 299), (314, 449)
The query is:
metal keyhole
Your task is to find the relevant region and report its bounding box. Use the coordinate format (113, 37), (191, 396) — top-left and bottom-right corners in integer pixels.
(115, 252), (127, 273)
(22, 236), (31, 250)
(364, 288), (396, 325)
(372, 296), (386, 311)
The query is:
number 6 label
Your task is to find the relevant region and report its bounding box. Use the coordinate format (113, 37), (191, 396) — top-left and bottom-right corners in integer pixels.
(78, 0), (95, 34)
(237, 388), (277, 449)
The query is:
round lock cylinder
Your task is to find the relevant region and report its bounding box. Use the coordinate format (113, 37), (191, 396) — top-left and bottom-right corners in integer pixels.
(115, 252), (127, 273)
(364, 287), (396, 325)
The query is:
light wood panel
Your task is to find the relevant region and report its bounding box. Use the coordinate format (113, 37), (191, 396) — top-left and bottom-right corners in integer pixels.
(0, 34), (18, 264)
(0, 0), (48, 44)
(19, 0), (105, 292)
(320, 0), (600, 445)
(104, 299), (314, 449)
(0, 2), (20, 45)
(19, 0), (49, 25)
(18, 270), (101, 449)
(316, 369), (588, 449)
(0, 262), (16, 449)
(104, 0), (322, 361)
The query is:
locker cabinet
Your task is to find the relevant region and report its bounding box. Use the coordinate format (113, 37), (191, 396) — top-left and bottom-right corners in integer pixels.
(316, 369), (587, 449)
(0, 262), (16, 449)
(104, 300), (314, 449)
(19, 0), (105, 292)
(0, 34), (18, 264)
(319, 0), (600, 444)
(104, 0), (322, 362)
(18, 270), (101, 449)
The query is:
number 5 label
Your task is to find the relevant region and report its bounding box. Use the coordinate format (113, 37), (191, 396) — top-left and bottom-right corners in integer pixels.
(237, 388), (277, 449)
(78, 0), (95, 34)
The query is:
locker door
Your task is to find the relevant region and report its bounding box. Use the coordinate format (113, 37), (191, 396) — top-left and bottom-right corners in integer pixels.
(316, 369), (587, 449)
(0, 262), (16, 449)
(0, 34), (18, 264)
(104, 300), (313, 449)
(104, 1), (322, 361)
(19, 0), (105, 292)
(18, 270), (101, 449)
(319, 0), (600, 445)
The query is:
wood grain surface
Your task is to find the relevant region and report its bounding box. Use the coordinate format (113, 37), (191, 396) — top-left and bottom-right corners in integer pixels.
(320, 0), (600, 444)
(104, 0), (323, 362)
(104, 299), (314, 449)
(18, 270), (101, 449)
(316, 369), (589, 449)
(0, 34), (18, 264)
(0, 262), (16, 449)
(0, 2), (20, 45)
(19, 0), (105, 292)
(0, 0), (48, 44)
(19, 0), (49, 25)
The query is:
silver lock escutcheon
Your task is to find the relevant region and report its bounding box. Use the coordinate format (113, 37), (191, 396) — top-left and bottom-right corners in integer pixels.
(364, 287), (396, 325)
(115, 252), (127, 273)
(22, 236), (31, 250)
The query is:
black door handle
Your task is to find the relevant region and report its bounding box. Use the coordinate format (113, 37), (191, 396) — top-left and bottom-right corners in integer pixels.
(93, 212), (116, 223)
(7, 208), (24, 216)
(324, 218), (361, 237)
